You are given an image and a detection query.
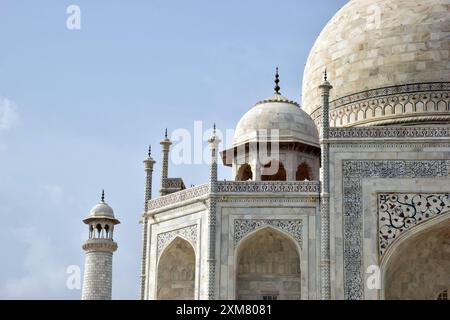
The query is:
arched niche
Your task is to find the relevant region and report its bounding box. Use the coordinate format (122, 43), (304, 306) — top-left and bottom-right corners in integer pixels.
(382, 214), (450, 300)
(157, 237), (196, 300)
(236, 163), (253, 181)
(296, 162), (311, 181)
(235, 227), (301, 300)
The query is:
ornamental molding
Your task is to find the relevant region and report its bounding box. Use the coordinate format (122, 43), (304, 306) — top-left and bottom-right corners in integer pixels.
(329, 127), (450, 139)
(148, 181), (321, 211)
(311, 82), (450, 127)
(234, 219), (303, 248)
(148, 183), (209, 211)
(342, 160), (450, 300)
(366, 115), (450, 127)
(217, 181), (320, 193)
(162, 177), (186, 189)
(82, 239), (118, 252)
(255, 93), (301, 107)
(330, 143), (450, 149)
(219, 198), (318, 204)
(332, 82), (450, 109)
(378, 193), (450, 256)
(156, 224), (198, 256)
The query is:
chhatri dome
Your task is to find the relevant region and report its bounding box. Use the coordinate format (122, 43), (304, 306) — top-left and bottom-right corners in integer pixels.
(224, 69), (321, 182)
(303, 0), (450, 127)
(85, 190), (117, 220)
(233, 68), (319, 148)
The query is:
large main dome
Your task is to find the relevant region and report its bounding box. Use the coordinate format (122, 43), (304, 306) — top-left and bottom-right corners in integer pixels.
(302, 0), (450, 127)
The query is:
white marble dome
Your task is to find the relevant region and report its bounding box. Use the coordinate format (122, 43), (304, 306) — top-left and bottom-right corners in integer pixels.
(233, 93), (319, 148)
(88, 201), (115, 219)
(302, 0), (450, 127)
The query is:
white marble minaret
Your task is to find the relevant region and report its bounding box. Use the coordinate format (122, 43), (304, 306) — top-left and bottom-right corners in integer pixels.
(81, 191), (120, 300)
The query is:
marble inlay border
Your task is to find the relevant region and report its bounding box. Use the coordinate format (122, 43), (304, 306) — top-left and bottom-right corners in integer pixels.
(329, 127), (450, 139)
(342, 160), (450, 300)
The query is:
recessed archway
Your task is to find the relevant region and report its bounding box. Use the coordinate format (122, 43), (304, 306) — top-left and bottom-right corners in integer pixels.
(261, 161), (286, 181)
(235, 227), (301, 300)
(236, 163), (253, 181)
(296, 162), (311, 181)
(383, 216), (450, 300)
(157, 237), (195, 300)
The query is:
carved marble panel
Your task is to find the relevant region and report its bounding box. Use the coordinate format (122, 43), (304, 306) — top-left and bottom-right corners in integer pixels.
(157, 225), (198, 256)
(378, 193), (450, 256)
(342, 160), (450, 300)
(234, 219), (302, 248)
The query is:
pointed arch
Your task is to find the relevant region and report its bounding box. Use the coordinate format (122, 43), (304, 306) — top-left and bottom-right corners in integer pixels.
(236, 163), (253, 181)
(156, 237), (196, 300)
(381, 212), (450, 300)
(235, 227), (301, 300)
(296, 162), (311, 181)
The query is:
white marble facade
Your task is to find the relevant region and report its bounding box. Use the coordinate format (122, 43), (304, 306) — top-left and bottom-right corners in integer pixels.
(137, 0), (450, 301)
(142, 128), (450, 300)
(145, 182), (320, 300)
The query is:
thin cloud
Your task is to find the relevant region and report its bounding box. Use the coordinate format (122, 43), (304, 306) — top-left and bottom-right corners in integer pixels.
(0, 227), (75, 299)
(0, 97), (19, 130)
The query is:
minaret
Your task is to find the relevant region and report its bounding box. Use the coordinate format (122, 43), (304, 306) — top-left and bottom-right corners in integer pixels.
(81, 191), (120, 300)
(160, 128), (172, 196)
(140, 145), (155, 300)
(206, 124), (220, 299)
(319, 70), (332, 300)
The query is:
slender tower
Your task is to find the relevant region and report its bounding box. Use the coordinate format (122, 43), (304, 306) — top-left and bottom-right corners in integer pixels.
(206, 124), (220, 299)
(319, 70), (332, 300)
(140, 145), (155, 300)
(160, 128), (172, 196)
(81, 191), (120, 300)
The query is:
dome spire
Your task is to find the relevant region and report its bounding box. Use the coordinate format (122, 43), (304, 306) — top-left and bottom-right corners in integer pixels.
(148, 145), (152, 157)
(324, 69), (328, 82)
(274, 67), (281, 94)
(101, 189), (105, 203)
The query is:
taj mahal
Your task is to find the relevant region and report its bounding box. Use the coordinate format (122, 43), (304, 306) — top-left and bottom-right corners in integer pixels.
(79, 0), (450, 300)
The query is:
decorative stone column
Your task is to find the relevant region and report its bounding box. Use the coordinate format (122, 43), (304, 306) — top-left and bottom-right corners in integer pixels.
(160, 128), (172, 196)
(140, 145), (155, 300)
(206, 124), (220, 300)
(319, 71), (332, 300)
(81, 191), (120, 300)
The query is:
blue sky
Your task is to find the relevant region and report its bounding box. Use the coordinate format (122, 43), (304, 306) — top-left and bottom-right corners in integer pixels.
(0, 0), (347, 299)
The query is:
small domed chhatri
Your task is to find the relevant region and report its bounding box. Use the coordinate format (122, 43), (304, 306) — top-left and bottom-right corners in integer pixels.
(86, 190), (116, 220)
(233, 68), (319, 148)
(233, 94), (319, 148)
(224, 69), (321, 182)
(303, 0), (450, 127)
